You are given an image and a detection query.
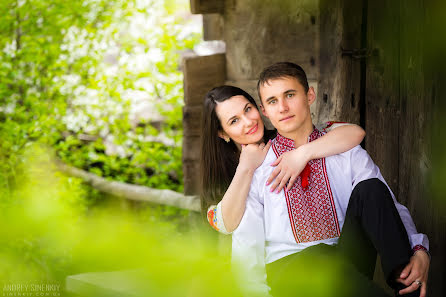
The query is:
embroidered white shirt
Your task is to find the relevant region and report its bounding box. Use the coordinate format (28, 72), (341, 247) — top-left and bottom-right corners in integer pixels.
(206, 121), (345, 235)
(232, 137), (429, 296)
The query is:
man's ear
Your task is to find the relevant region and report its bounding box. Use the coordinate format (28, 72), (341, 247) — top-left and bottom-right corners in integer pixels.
(307, 86), (316, 106)
(260, 104), (268, 118)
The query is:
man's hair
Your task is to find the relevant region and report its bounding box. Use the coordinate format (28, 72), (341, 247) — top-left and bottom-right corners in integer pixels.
(257, 62), (309, 100)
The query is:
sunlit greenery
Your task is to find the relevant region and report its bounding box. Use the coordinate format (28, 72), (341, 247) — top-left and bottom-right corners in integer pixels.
(0, 145), (242, 296)
(0, 0), (213, 294)
(0, 0), (201, 197)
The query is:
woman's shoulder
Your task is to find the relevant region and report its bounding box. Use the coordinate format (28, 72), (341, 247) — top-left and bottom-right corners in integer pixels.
(207, 202), (231, 235)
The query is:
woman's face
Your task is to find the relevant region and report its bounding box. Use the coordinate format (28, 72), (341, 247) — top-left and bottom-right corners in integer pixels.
(215, 95), (264, 145)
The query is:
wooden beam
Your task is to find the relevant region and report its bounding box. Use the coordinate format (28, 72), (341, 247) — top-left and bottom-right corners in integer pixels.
(203, 14), (224, 41)
(183, 53), (226, 106)
(182, 53), (226, 195)
(183, 105), (202, 137)
(190, 0), (224, 14)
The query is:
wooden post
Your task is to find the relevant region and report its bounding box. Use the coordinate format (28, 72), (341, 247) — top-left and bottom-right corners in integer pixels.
(182, 53), (226, 195)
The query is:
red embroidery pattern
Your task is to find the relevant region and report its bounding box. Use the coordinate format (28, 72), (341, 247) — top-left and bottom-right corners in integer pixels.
(412, 245), (428, 254)
(207, 206), (219, 231)
(272, 129), (340, 243)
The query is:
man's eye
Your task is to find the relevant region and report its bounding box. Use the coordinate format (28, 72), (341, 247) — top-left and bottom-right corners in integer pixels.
(286, 93), (294, 98)
(268, 99), (277, 105)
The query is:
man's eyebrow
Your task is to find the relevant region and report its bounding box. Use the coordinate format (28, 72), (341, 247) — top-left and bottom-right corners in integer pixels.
(226, 103), (250, 124)
(265, 96), (276, 102)
(265, 89), (297, 102)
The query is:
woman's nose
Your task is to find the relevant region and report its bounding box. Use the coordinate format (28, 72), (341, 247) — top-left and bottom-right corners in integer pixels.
(242, 116), (254, 126)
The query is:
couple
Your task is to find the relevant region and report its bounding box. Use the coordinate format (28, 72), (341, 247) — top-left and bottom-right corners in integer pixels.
(200, 62), (429, 297)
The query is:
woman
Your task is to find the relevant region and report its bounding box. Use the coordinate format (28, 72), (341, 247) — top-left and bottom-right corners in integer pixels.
(201, 85), (365, 234)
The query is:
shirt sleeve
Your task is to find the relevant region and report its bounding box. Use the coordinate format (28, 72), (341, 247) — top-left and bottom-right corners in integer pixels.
(231, 174), (271, 297)
(349, 145), (429, 251)
(207, 202), (231, 235)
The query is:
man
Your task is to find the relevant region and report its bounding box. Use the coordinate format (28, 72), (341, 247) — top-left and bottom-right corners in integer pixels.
(232, 62), (430, 297)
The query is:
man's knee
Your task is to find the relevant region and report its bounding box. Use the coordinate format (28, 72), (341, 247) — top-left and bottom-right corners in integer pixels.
(352, 178), (393, 207)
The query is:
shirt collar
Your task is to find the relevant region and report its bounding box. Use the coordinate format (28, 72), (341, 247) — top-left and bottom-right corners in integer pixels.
(274, 126), (321, 149)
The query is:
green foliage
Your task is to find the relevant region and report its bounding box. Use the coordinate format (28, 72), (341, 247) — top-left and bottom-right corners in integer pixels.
(0, 0), (201, 197)
(0, 0), (206, 290)
(0, 0), (204, 290)
(0, 146), (238, 297)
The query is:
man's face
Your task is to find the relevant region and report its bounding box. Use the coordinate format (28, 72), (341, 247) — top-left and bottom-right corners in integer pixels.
(259, 77), (315, 138)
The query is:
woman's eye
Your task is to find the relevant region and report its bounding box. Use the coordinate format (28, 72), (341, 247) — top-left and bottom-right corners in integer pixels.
(245, 106), (251, 112)
(230, 118), (238, 125)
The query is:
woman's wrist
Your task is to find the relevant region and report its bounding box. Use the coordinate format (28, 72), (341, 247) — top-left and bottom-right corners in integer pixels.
(297, 143), (313, 162)
(236, 162), (256, 175)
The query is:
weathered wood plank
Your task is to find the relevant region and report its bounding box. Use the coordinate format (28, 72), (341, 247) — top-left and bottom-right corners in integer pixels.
(183, 160), (201, 195)
(183, 105), (202, 137)
(182, 135), (201, 162)
(182, 53), (226, 195)
(223, 0), (318, 81)
(203, 14), (224, 41)
(190, 0), (224, 14)
(183, 53), (226, 106)
(313, 0), (362, 125)
(365, 0), (400, 193)
(398, 1), (445, 295)
(365, 1), (401, 293)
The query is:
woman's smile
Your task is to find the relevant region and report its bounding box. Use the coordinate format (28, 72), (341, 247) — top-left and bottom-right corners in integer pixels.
(246, 124), (259, 135)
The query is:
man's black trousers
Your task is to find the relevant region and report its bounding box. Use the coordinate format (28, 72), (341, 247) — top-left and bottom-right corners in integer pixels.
(266, 178), (418, 297)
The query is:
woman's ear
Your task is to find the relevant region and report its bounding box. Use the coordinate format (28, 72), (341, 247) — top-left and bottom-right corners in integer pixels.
(218, 131), (230, 143)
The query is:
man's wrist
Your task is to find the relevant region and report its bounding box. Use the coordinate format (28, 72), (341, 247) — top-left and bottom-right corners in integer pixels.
(412, 245), (431, 260)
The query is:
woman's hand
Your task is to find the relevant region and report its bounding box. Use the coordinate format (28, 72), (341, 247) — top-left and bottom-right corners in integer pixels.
(396, 250), (430, 297)
(267, 145), (311, 193)
(238, 140), (272, 172)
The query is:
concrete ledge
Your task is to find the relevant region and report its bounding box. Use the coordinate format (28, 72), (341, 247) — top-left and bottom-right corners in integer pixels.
(66, 270), (148, 297)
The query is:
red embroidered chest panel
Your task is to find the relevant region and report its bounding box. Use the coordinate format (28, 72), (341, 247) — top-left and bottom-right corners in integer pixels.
(271, 129), (341, 243)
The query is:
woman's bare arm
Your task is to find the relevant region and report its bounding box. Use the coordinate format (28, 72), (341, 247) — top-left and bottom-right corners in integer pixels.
(218, 141), (271, 233)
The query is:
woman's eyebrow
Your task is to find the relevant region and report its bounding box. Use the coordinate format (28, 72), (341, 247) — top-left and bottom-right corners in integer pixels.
(226, 103), (250, 124)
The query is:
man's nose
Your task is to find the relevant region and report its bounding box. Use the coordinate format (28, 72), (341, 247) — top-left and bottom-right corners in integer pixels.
(279, 99), (289, 112)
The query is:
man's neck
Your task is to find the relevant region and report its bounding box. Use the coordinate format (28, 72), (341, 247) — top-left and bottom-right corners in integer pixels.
(279, 120), (314, 148)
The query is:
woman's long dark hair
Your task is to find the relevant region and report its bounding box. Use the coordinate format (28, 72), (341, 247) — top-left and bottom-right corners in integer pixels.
(200, 85), (276, 215)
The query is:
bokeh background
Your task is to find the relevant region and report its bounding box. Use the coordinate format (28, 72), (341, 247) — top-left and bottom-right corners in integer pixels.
(1, 0), (445, 296)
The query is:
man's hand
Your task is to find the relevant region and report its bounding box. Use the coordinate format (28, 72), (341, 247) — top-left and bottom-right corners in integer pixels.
(396, 250), (430, 297)
(266, 146), (311, 193)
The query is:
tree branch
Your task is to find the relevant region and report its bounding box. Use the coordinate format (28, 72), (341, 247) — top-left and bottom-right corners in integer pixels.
(56, 161), (200, 212)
